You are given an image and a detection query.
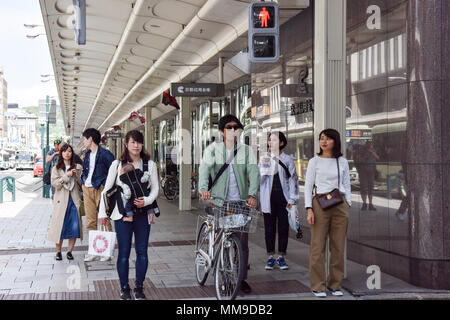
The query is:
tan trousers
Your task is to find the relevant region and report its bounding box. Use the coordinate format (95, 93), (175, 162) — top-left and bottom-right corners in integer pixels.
(309, 197), (349, 292)
(82, 185), (112, 233)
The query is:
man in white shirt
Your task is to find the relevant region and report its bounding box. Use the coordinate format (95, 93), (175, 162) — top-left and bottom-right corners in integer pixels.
(81, 128), (115, 262)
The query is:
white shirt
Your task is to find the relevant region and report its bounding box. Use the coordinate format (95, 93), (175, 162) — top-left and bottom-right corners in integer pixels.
(84, 151), (96, 187)
(98, 159), (159, 220)
(304, 156), (352, 208)
(226, 148), (241, 201)
(258, 152), (300, 213)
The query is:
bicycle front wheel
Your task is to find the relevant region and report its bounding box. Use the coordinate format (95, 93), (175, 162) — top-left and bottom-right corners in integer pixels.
(195, 222), (210, 285)
(164, 177), (178, 200)
(214, 233), (245, 300)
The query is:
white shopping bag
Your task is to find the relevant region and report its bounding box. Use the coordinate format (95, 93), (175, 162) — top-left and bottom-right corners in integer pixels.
(287, 204), (300, 233)
(88, 226), (116, 258)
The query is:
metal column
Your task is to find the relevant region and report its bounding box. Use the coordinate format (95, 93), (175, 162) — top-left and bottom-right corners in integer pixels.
(314, 0), (347, 280)
(144, 105), (152, 158)
(179, 97), (192, 211)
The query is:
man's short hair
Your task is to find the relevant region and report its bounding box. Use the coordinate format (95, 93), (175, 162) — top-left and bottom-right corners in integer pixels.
(82, 128), (101, 145)
(218, 114), (244, 132)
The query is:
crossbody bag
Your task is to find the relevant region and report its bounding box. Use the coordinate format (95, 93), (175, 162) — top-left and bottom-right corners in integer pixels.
(208, 146), (239, 191)
(314, 158), (344, 210)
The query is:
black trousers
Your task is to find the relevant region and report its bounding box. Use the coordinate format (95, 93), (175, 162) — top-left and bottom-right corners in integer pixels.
(264, 191), (289, 256)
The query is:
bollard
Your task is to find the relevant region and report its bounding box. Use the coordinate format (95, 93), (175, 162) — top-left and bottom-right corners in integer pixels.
(0, 176), (16, 203)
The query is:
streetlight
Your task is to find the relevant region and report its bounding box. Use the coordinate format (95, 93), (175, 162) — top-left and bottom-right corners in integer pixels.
(26, 34), (46, 39)
(24, 24), (44, 28)
(40, 93), (56, 198)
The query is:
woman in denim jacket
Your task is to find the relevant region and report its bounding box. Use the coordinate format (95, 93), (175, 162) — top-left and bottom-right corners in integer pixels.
(259, 131), (300, 270)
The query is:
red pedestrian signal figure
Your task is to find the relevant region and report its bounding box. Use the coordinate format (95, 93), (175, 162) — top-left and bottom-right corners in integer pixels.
(258, 7), (270, 28)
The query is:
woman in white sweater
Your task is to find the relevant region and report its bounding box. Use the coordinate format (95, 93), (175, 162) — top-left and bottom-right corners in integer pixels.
(304, 129), (351, 298)
(98, 130), (158, 300)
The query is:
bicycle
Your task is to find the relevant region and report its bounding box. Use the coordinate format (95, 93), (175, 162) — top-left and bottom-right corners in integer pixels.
(163, 173), (197, 201)
(194, 195), (260, 300)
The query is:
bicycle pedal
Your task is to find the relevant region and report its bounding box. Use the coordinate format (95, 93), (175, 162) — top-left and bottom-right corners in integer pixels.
(195, 256), (207, 267)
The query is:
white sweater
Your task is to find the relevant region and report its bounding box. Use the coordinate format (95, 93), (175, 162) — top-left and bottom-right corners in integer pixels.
(304, 156), (351, 208)
(98, 159), (159, 220)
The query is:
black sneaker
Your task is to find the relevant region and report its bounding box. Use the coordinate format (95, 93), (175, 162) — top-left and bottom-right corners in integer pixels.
(120, 285), (132, 300)
(55, 252), (62, 261)
(240, 280), (252, 294)
(368, 204), (377, 211)
(66, 252), (74, 260)
(133, 286), (147, 300)
(361, 203), (367, 211)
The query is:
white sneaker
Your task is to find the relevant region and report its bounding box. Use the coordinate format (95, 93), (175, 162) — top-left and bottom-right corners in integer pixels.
(100, 256), (112, 262)
(328, 288), (344, 296)
(312, 291), (327, 298)
(84, 255), (99, 262)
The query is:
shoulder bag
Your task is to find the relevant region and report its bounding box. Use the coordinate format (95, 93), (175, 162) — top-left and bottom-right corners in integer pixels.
(208, 146), (239, 191)
(103, 162), (125, 218)
(204, 146), (239, 215)
(314, 158), (344, 210)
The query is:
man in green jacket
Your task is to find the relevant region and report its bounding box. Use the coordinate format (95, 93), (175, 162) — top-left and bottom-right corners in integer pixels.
(199, 114), (260, 294)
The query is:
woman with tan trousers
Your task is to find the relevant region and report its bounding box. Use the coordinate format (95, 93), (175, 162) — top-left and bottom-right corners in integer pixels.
(48, 143), (83, 261)
(304, 129), (351, 298)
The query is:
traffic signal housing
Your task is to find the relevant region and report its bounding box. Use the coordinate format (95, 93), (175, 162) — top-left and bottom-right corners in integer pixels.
(248, 2), (279, 63)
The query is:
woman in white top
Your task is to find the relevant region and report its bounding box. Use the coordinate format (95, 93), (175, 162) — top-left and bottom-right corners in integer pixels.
(304, 129), (351, 298)
(48, 143), (83, 261)
(259, 131), (300, 271)
(98, 130), (159, 300)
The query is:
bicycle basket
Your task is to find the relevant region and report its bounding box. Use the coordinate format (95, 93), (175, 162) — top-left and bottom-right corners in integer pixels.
(209, 200), (259, 233)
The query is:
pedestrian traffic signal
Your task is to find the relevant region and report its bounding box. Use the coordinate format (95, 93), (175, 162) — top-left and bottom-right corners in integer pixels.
(251, 4), (275, 29)
(248, 2), (279, 63)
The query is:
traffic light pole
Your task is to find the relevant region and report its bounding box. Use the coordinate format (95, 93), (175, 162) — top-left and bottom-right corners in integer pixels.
(43, 95), (50, 198)
(41, 123), (45, 198)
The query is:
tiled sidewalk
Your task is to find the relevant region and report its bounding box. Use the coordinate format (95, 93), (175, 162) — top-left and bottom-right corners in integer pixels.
(1, 186), (449, 300)
(0, 190), (317, 300)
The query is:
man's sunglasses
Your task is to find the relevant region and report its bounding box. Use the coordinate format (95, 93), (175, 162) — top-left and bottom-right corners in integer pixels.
(225, 125), (241, 131)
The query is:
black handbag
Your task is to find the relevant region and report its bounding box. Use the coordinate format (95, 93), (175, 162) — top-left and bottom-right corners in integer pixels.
(314, 158), (344, 210)
(43, 165), (52, 185)
(103, 162), (125, 218)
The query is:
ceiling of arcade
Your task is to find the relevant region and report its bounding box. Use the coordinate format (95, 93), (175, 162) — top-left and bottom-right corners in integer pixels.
(39, 0), (309, 146)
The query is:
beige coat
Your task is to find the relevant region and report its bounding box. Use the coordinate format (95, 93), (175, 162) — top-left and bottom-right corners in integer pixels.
(47, 163), (83, 243)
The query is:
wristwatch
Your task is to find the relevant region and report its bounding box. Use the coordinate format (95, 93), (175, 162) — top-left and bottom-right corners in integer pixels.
(305, 207), (312, 210)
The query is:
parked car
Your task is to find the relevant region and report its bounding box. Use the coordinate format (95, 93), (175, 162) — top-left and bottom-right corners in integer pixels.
(9, 158), (15, 169)
(0, 150), (10, 170)
(33, 156), (43, 177)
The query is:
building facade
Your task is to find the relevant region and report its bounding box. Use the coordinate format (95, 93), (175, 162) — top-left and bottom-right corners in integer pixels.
(0, 68), (7, 139)
(146, 0), (449, 290)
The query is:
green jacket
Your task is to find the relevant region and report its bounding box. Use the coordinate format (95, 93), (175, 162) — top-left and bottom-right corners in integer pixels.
(198, 142), (260, 206)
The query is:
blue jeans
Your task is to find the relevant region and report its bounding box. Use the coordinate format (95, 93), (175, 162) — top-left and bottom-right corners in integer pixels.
(114, 213), (151, 288)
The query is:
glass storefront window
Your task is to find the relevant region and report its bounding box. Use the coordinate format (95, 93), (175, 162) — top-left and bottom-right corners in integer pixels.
(346, 0), (408, 254)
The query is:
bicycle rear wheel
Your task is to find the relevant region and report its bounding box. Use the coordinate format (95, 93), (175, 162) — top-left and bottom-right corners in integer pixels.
(214, 233), (244, 300)
(195, 222), (210, 285)
(163, 177), (178, 200)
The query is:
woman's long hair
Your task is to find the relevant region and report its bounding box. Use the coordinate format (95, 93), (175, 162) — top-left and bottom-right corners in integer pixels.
(317, 128), (343, 158)
(119, 130), (150, 163)
(56, 143), (76, 171)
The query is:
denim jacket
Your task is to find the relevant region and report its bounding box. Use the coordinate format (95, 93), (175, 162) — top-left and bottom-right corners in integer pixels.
(259, 152), (300, 213)
(81, 146), (115, 190)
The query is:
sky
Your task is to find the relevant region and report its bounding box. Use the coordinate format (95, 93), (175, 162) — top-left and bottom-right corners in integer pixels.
(0, 0), (59, 108)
